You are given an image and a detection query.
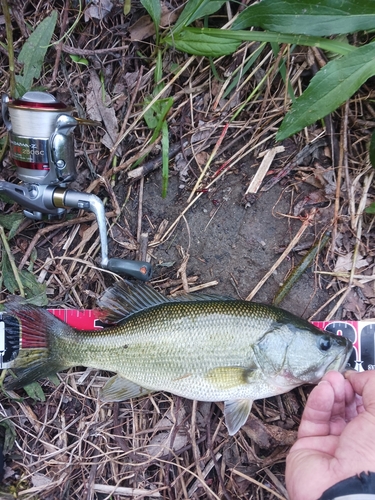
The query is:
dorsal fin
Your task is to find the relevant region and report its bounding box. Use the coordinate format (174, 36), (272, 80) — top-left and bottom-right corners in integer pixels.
(97, 280), (235, 323)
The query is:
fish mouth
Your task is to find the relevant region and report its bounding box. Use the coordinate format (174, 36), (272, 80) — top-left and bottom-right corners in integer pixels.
(327, 338), (353, 373)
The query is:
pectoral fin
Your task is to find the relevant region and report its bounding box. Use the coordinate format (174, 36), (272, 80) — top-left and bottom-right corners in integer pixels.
(224, 399), (253, 435)
(206, 366), (256, 390)
(100, 374), (151, 402)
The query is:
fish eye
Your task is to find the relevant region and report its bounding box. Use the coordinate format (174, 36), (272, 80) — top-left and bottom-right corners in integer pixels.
(318, 335), (332, 351)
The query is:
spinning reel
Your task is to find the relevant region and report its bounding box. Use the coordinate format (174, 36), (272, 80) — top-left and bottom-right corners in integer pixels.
(1, 91), (151, 280)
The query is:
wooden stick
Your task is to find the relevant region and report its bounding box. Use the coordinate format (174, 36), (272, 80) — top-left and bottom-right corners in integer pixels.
(245, 146), (285, 195)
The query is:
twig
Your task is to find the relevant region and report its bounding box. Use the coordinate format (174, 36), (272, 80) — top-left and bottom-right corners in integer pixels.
(188, 400), (219, 500)
(263, 468), (289, 499)
(154, 132), (276, 247)
(331, 102), (348, 258)
(325, 216), (363, 321)
(109, 56), (196, 155)
(61, 44), (130, 56)
(261, 137), (328, 192)
(170, 281), (218, 296)
(188, 123), (230, 202)
(18, 212), (116, 270)
(353, 164), (374, 230)
(52, 2), (70, 82)
(93, 484), (162, 497)
(86, 140), (161, 194)
(315, 272), (375, 283)
(138, 232), (149, 262)
(103, 66), (144, 174)
(246, 212), (315, 301)
(231, 469), (287, 500)
(137, 177), (145, 244)
(308, 287), (347, 321)
(1, 0), (16, 96)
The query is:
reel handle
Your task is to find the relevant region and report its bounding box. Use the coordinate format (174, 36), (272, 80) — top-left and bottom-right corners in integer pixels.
(106, 258), (152, 281)
(54, 189), (152, 280)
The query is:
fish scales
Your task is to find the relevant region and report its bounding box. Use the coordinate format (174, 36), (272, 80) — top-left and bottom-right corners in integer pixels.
(54, 301), (277, 401)
(4, 280), (353, 435)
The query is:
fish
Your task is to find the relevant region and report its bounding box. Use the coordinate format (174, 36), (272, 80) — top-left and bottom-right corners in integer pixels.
(3, 280), (352, 435)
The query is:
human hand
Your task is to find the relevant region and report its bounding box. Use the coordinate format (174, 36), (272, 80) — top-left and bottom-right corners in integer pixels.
(285, 370), (375, 500)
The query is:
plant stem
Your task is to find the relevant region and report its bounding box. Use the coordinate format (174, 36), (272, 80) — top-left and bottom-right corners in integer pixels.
(1, 0), (16, 97)
(0, 226), (25, 297)
(273, 232), (330, 306)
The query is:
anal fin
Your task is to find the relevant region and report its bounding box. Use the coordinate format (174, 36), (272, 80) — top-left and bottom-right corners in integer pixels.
(100, 374), (152, 402)
(224, 399), (253, 435)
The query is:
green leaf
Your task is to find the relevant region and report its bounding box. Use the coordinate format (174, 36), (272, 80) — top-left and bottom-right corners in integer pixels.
(370, 129), (375, 168)
(166, 30), (240, 56)
(154, 49), (163, 88)
(69, 54), (89, 66)
(2, 253), (47, 305)
(277, 43), (375, 140)
(16, 11), (58, 94)
(48, 374), (61, 386)
(233, 0), (375, 36)
(173, 0), (226, 34)
(142, 94), (173, 196)
(123, 0), (132, 15)
(23, 382), (46, 402)
(271, 42), (296, 102)
(141, 0), (161, 40)
(144, 97), (173, 132)
(15, 82), (27, 98)
(0, 417), (16, 455)
(0, 213), (24, 239)
(365, 202), (375, 214)
(144, 103), (159, 129)
(165, 27), (354, 57)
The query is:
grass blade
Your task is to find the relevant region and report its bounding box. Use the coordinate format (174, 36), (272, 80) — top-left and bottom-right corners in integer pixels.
(141, 0), (161, 41)
(161, 120), (169, 198)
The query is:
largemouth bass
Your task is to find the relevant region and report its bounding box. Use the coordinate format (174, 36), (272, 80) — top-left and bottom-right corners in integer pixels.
(4, 281), (352, 435)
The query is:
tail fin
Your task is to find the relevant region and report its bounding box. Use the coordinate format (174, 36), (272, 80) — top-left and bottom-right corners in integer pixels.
(4, 297), (72, 390)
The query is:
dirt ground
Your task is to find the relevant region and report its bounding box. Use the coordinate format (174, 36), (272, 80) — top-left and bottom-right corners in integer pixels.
(116, 138), (337, 321)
